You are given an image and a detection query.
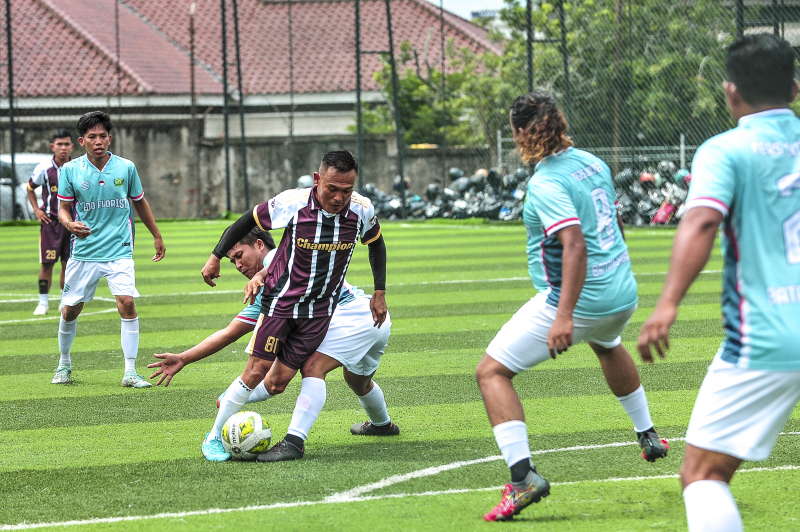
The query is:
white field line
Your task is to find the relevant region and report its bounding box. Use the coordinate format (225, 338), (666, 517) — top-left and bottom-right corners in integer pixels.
(0, 308), (119, 325)
(323, 438), (687, 502)
(0, 269), (724, 307)
(4, 463), (799, 531)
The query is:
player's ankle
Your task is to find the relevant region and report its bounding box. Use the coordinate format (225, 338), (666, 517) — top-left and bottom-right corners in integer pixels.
(284, 434), (304, 449)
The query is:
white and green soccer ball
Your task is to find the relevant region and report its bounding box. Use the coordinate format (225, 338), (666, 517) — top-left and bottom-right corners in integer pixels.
(221, 411), (272, 461)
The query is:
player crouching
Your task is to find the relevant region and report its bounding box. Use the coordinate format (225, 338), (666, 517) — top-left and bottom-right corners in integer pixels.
(148, 227), (398, 462)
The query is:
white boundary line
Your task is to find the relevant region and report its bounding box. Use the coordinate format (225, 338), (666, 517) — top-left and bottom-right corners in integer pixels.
(4, 433), (798, 530)
(3, 464), (798, 531)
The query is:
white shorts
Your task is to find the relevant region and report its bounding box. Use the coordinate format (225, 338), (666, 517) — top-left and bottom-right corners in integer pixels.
(486, 292), (636, 374)
(316, 297), (391, 376)
(685, 355), (800, 461)
(61, 258), (140, 306)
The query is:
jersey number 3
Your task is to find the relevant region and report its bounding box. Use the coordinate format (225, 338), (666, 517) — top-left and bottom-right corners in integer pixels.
(592, 188), (616, 251)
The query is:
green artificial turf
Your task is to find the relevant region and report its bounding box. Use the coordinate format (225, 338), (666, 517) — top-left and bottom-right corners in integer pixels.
(1, 220), (798, 531)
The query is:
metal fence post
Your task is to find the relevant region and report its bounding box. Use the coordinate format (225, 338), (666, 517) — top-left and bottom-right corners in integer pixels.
(355, 0), (364, 190)
(4, 0), (17, 220)
(384, 0), (405, 183)
(232, 0), (249, 207)
(220, 0), (232, 212)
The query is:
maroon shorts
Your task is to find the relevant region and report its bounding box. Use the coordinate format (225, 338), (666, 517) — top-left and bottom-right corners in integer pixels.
(40, 217), (71, 264)
(247, 314), (334, 370)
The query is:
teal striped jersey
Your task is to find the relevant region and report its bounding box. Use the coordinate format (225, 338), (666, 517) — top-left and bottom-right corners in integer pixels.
(57, 153), (144, 262)
(523, 148), (637, 317)
(688, 108), (800, 371)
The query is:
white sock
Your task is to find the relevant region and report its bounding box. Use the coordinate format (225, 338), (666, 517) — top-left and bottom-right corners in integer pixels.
(357, 381), (390, 426)
(287, 377), (327, 440)
(493, 420), (531, 467)
(58, 317), (77, 366)
(684, 480), (743, 532)
(121, 318), (139, 373)
(616, 385), (654, 433)
(246, 381), (274, 403)
(39, 293), (49, 304)
(209, 377), (253, 440)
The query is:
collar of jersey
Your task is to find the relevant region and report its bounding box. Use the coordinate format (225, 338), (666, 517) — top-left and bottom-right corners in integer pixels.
(309, 185), (352, 218)
(535, 146), (572, 171)
(738, 108), (794, 125)
(83, 152), (114, 172)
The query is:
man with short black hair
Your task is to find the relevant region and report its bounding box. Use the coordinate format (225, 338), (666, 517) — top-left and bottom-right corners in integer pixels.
(200, 149), (388, 462)
(27, 129), (74, 315)
(149, 227), (397, 462)
(638, 34), (800, 532)
(54, 111), (165, 387)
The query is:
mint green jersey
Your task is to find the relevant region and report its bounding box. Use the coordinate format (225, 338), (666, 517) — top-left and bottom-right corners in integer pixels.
(523, 148), (637, 317)
(688, 109), (800, 371)
(57, 153), (144, 262)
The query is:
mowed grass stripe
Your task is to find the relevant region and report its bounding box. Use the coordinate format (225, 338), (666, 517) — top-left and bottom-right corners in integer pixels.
(0, 335), (725, 381)
(0, 360), (711, 429)
(0, 389), (736, 473)
(0, 315), (725, 359)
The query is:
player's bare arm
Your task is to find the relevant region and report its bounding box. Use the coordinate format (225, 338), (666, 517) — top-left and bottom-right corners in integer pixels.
(131, 197), (165, 262)
(616, 211), (626, 241)
(548, 224), (587, 358)
(149, 319), (254, 386)
(27, 186), (50, 225)
(58, 200), (90, 238)
(637, 206), (722, 362)
(367, 234), (388, 327)
(204, 210), (259, 287)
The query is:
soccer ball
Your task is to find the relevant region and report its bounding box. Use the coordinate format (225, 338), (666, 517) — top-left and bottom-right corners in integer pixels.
(221, 411), (272, 461)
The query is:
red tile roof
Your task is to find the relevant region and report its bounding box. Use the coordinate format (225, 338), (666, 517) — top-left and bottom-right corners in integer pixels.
(1, 0), (502, 97)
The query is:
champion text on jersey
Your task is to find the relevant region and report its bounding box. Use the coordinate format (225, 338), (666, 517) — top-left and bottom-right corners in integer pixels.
(296, 238), (355, 252)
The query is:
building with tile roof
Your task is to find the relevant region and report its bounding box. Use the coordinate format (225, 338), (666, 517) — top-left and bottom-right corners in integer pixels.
(0, 0), (501, 217)
(2, 0), (502, 137)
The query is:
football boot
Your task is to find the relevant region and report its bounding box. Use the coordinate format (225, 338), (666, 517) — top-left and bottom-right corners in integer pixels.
(483, 468), (550, 522)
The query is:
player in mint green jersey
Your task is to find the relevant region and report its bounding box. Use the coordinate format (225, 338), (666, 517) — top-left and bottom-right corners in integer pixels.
(639, 34), (800, 532)
(476, 92), (667, 522)
(54, 111), (165, 387)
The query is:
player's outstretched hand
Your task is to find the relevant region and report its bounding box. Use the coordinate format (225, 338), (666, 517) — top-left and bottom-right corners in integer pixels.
(547, 314), (573, 359)
(148, 353), (185, 387)
(370, 290), (387, 328)
(637, 304), (677, 363)
(201, 255), (221, 287)
(244, 272), (266, 305)
(67, 220), (91, 239)
(152, 236), (166, 262)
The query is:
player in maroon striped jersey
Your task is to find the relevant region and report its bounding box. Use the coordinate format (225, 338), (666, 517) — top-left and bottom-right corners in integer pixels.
(26, 129), (74, 315)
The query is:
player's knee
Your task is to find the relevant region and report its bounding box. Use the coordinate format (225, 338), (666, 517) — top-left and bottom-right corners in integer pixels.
(116, 298), (136, 318)
(264, 380), (288, 395)
(475, 356), (494, 386)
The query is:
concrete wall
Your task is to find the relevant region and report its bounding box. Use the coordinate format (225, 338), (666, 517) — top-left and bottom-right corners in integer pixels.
(1, 120), (494, 218)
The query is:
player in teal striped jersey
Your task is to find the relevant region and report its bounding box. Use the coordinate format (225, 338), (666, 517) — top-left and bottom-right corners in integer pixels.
(55, 111), (165, 387)
(477, 92), (666, 522)
(639, 34), (800, 532)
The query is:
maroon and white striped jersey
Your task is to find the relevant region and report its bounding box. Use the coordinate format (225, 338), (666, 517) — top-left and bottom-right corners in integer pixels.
(27, 158), (67, 217)
(253, 186), (381, 319)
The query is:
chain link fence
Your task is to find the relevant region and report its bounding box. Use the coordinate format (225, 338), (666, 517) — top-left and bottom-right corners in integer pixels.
(1, 0), (798, 221)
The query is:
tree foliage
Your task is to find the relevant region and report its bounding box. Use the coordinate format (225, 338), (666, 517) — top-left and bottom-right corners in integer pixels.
(362, 0), (739, 156)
